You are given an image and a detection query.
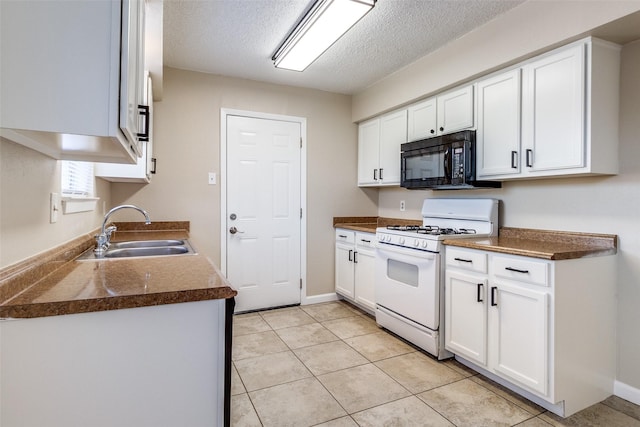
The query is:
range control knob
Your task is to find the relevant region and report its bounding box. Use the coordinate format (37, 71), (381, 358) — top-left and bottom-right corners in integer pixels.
(413, 239), (420, 247)
(399, 237), (405, 245)
(421, 241), (428, 248)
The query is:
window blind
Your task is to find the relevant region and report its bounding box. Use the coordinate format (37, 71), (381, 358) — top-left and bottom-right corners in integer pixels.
(61, 161), (94, 197)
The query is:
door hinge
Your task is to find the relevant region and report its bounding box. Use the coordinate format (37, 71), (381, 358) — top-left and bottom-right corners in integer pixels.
(300, 278), (303, 289)
(300, 208), (303, 218)
(300, 137), (302, 148)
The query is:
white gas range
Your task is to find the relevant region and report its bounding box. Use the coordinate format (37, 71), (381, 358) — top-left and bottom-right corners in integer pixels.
(375, 198), (499, 359)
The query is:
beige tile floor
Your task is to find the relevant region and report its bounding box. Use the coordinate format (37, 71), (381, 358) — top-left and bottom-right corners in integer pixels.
(231, 301), (640, 427)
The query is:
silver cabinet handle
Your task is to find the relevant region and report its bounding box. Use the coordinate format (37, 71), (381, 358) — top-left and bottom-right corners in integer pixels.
(229, 227), (244, 234)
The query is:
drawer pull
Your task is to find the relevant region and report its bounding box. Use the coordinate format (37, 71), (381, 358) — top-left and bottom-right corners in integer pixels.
(348, 249), (353, 262)
(477, 283), (483, 303)
(505, 266), (529, 274)
(491, 286), (498, 306)
(361, 239), (371, 243)
(454, 257), (473, 263)
(338, 234), (348, 238)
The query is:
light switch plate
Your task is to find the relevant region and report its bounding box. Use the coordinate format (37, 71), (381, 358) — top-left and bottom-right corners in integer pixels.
(400, 200), (406, 211)
(208, 172), (217, 185)
(50, 192), (61, 223)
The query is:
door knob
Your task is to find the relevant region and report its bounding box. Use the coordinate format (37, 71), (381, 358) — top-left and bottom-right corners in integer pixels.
(229, 226), (244, 235)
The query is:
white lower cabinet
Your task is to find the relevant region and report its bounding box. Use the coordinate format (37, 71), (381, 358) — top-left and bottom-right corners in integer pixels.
(489, 280), (549, 395)
(335, 229), (376, 312)
(445, 246), (616, 417)
(0, 300), (228, 426)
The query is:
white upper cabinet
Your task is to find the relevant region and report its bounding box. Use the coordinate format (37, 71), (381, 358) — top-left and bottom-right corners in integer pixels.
(0, 0), (149, 164)
(477, 37), (620, 180)
(120, 0), (146, 151)
(357, 119), (381, 186)
(522, 44), (585, 173)
(96, 76), (155, 183)
(436, 85), (475, 135)
(476, 69), (522, 177)
(407, 85), (475, 142)
(407, 98), (437, 141)
(358, 109), (407, 187)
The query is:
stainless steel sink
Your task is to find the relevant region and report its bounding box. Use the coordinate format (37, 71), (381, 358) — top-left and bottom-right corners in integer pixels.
(109, 239), (185, 249)
(77, 239), (195, 261)
(103, 246), (190, 258)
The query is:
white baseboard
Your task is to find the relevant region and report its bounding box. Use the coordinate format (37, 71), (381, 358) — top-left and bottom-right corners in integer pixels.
(302, 293), (339, 306)
(614, 380), (640, 405)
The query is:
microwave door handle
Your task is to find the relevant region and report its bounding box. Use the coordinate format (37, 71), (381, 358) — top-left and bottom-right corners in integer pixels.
(444, 149), (450, 178)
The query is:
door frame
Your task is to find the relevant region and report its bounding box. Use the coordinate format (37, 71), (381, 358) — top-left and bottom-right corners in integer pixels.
(220, 108), (307, 305)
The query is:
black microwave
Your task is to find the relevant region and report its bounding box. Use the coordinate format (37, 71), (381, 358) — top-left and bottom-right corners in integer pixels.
(400, 130), (501, 190)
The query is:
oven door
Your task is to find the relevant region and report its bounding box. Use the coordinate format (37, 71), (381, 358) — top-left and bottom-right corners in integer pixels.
(375, 243), (440, 330)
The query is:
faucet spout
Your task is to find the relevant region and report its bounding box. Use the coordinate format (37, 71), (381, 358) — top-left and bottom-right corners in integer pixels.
(94, 204), (151, 255)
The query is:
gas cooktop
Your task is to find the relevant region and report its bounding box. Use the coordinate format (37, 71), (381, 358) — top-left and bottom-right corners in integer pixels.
(385, 225), (478, 236)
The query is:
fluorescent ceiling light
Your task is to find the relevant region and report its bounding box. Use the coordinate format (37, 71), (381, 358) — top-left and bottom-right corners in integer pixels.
(272, 0), (376, 72)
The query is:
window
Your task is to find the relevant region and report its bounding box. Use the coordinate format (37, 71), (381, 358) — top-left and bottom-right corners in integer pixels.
(60, 161), (98, 213)
(61, 161), (94, 197)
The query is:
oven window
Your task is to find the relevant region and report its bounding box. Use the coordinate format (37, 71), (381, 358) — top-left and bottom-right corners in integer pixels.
(387, 259), (419, 287)
(404, 152), (444, 180)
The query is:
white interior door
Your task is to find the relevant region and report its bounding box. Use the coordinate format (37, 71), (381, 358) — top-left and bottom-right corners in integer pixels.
(226, 115), (302, 313)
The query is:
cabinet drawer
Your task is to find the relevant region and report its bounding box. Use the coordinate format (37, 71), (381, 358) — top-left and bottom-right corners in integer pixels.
(446, 248), (487, 274)
(492, 255), (549, 287)
(335, 229), (355, 244)
(355, 232), (376, 250)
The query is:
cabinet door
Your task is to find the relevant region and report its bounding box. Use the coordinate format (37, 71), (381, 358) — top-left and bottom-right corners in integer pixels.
(522, 44), (585, 173)
(378, 110), (407, 185)
(407, 98), (437, 141)
(445, 271), (488, 365)
(437, 85), (474, 135)
(335, 242), (355, 298)
(354, 247), (376, 311)
(476, 69), (522, 178)
(357, 118), (381, 186)
(95, 76), (154, 182)
(489, 281), (549, 396)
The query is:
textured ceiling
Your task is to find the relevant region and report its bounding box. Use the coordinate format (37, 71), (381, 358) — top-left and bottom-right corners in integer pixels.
(164, 0), (526, 95)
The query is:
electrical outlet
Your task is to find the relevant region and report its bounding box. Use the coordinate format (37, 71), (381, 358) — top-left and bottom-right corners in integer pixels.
(400, 200), (406, 211)
(50, 192), (61, 223)
(208, 172), (217, 185)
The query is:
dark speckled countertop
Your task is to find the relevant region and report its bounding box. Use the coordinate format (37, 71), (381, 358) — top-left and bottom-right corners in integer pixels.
(0, 222), (236, 319)
(333, 216), (421, 233)
(444, 227), (617, 260)
(333, 217), (617, 261)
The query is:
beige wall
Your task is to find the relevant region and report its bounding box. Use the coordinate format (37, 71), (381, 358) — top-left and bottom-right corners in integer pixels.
(375, 40), (640, 391)
(352, 1), (640, 122)
(0, 138), (111, 268)
(111, 68), (378, 297)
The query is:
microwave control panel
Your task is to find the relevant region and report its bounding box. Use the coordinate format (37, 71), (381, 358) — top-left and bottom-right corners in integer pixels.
(452, 147), (465, 179)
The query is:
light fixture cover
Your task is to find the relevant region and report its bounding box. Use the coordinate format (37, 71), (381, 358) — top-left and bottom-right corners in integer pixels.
(273, 0), (375, 72)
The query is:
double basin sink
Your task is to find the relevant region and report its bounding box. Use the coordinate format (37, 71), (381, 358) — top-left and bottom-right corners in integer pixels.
(78, 239), (195, 261)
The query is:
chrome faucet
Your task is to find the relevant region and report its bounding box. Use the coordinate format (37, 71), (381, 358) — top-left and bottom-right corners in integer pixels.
(94, 204), (151, 255)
